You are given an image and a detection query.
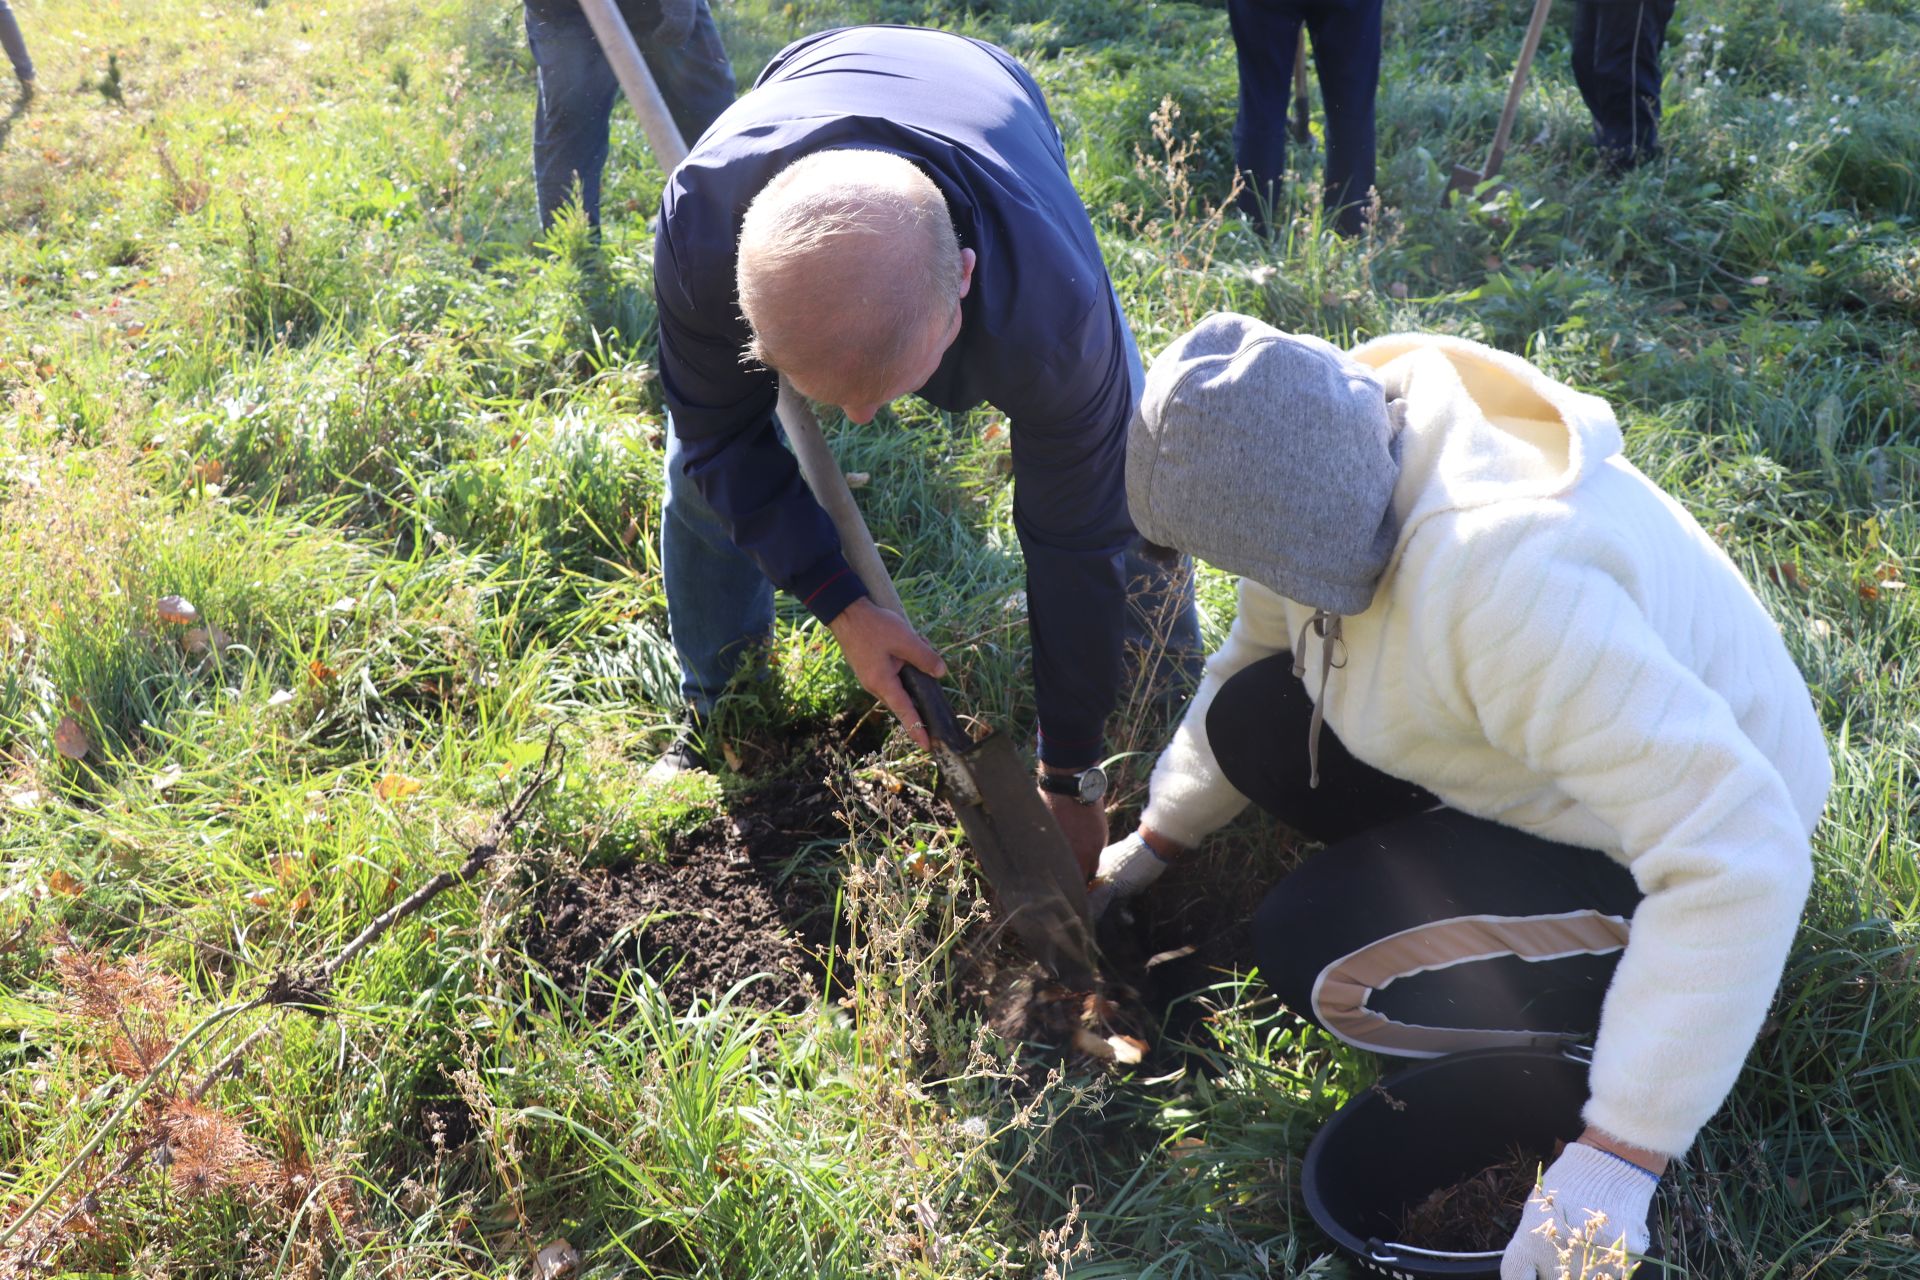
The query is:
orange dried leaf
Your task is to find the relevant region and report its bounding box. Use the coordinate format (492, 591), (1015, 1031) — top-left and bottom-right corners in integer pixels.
(54, 714), (91, 760)
(47, 868), (84, 896)
(307, 660), (338, 684)
(287, 887), (313, 916)
(156, 594), (200, 625)
(373, 773), (422, 801)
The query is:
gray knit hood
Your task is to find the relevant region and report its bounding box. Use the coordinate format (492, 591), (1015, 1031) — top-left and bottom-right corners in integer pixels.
(1127, 313), (1403, 616)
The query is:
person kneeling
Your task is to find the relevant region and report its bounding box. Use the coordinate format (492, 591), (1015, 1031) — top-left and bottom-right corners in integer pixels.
(1094, 315), (1831, 1278)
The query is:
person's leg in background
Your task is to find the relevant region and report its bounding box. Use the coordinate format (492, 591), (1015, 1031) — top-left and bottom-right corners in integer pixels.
(1204, 652), (1643, 1055)
(655, 423), (776, 770)
(1571, 0), (1679, 171)
(525, 1), (622, 228)
(524, 0), (738, 230)
(1228, 0), (1307, 231)
(634, 0), (736, 154)
(0, 0), (35, 92)
(1303, 0), (1384, 235)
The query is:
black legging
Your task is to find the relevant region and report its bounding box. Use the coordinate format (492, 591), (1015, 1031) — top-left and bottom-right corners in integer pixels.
(1208, 653), (1643, 1057)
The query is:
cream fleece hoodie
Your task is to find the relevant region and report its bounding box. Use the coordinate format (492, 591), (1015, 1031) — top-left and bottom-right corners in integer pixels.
(1140, 334), (1831, 1156)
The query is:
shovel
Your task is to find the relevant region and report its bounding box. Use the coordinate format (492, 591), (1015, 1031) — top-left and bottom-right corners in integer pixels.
(577, 0), (1102, 990)
(1446, 0), (1554, 203)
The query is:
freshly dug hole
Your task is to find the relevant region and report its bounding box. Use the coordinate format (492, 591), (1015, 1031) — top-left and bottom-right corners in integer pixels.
(521, 738), (942, 1015)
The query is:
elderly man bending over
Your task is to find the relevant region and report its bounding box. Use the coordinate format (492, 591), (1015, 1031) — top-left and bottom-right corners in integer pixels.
(651, 25), (1198, 868)
(1093, 315), (1830, 1277)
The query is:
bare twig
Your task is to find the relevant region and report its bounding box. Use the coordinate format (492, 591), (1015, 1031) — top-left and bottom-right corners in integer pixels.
(2, 731), (565, 1266)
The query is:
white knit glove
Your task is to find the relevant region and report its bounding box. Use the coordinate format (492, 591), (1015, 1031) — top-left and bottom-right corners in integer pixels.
(1084, 831), (1171, 920)
(1501, 1144), (1657, 1280)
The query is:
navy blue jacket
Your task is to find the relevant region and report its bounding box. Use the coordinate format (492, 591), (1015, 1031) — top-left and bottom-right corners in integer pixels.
(654, 26), (1136, 766)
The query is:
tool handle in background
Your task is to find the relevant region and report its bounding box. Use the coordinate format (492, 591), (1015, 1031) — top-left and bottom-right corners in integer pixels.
(1483, 0), (1555, 178)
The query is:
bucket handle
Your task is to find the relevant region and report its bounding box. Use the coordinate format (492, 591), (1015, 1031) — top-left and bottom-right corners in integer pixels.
(1367, 1237), (1505, 1263)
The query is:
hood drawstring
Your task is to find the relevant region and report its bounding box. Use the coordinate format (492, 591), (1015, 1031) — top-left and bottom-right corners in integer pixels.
(1290, 608), (1346, 789)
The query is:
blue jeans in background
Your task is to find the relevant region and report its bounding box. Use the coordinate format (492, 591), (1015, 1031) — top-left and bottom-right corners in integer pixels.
(660, 303), (1203, 724)
(1, 0), (34, 85)
(1229, 0), (1383, 236)
(523, 0), (736, 228)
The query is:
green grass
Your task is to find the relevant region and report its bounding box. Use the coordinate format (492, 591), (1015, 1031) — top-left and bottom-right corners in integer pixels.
(2, 0), (1916, 1275)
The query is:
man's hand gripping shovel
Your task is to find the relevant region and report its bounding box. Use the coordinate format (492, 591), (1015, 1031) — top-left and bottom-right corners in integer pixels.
(578, 0), (1102, 991)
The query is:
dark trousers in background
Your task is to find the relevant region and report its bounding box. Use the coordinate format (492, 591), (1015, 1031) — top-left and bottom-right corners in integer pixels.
(1228, 0), (1383, 236)
(1571, 0), (1679, 168)
(523, 0), (737, 229)
(1, 0), (34, 84)
(1208, 653), (1644, 1059)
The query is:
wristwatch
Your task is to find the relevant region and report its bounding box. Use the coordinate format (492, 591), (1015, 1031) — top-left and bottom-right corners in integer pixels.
(1037, 763), (1108, 806)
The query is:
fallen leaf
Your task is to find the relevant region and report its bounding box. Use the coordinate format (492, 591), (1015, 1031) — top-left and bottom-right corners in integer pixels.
(536, 1240), (581, 1280)
(248, 888), (274, 908)
(1107, 1034), (1148, 1064)
(1072, 1026), (1118, 1061)
(844, 471), (871, 489)
(151, 764), (183, 793)
(54, 715), (91, 760)
(373, 773), (422, 802)
(307, 660), (338, 684)
(182, 624), (232, 655)
(721, 740), (744, 772)
(1859, 581), (1880, 602)
(193, 457), (225, 486)
(327, 597), (357, 614)
(1709, 295), (1731, 312)
(1656, 299), (1688, 315)
(1748, 275), (1770, 287)
(621, 513), (641, 546)
(266, 689), (295, 707)
(6, 787), (45, 810)
(287, 887), (313, 916)
(156, 594), (200, 625)
(47, 869), (84, 895)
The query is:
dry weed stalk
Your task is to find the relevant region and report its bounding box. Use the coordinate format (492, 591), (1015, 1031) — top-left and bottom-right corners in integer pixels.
(0, 731), (565, 1271)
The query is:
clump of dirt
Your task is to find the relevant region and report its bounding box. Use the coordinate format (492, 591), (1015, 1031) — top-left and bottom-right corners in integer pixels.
(1394, 1140), (1565, 1253)
(951, 821), (1273, 1070)
(960, 938), (1155, 1067)
(522, 737), (939, 1016)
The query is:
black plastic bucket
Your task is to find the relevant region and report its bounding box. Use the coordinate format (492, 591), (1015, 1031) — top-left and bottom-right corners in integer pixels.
(1301, 1048), (1590, 1279)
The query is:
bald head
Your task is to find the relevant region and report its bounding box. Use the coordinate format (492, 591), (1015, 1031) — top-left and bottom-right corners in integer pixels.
(736, 150), (967, 413)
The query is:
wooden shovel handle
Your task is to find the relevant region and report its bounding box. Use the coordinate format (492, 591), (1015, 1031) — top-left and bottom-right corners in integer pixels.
(1483, 0), (1556, 179)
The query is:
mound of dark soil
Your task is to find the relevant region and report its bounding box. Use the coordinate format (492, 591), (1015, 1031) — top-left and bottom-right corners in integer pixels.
(520, 738), (942, 1015)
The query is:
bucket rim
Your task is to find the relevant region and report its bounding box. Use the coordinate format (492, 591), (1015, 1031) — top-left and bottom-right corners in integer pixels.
(1301, 1046), (1590, 1278)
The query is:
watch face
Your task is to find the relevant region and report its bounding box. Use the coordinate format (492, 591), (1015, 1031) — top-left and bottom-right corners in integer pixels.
(1077, 765), (1108, 804)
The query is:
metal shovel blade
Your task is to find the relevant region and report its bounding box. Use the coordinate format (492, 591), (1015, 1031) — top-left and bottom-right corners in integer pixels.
(946, 730), (1101, 991)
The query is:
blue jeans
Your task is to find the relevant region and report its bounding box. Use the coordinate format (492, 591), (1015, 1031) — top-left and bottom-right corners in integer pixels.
(1229, 0), (1382, 235)
(523, 0), (736, 228)
(0, 0), (33, 83)
(661, 302), (1203, 719)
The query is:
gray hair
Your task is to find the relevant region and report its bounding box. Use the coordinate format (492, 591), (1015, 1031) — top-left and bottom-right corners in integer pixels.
(736, 150), (962, 390)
